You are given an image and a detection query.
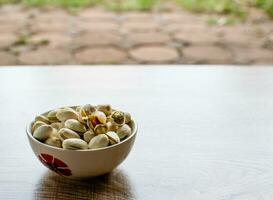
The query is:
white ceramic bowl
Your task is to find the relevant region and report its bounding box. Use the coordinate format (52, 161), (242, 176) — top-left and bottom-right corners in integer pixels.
(26, 108), (137, 179)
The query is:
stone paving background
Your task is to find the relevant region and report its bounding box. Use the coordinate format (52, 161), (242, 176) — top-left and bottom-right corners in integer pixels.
(0, 5), (273, 65)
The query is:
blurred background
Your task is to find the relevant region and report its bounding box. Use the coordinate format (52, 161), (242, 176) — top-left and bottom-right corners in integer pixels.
(0, 0), (272, 65)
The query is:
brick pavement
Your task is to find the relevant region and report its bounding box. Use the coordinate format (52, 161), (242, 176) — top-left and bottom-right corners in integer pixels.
(0, 5), (272, 65)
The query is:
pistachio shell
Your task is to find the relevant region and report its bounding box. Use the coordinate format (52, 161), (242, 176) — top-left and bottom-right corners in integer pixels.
(94, 124), (108, 135)
(106, 131), (120, 145)
(58, 128), (81, 141)
(35, 115), (50, 124)
(47, 110), (59, 122)
(124, 112), (131, 124)
(106, 116), (111, 122)
(82, 104), (96, 115)
(56, 109), (79, 121)
(64, 119), (87, 133)
(88, 134), (109, 149)
(33, 125), (53, 141)
(32, 121), (46, 133)
(61, 107), (76, 112)
(106, 122), (119, 132)
(52, 128), (59, 138)
(76, 106), (82, 113)
(77, 105), (95, 125)
(116, 124), (131, 140)
(97, 104), (112, 116)
(89, 111), (107, 127)
(62, 138), (88, 150)
(79, 107), (87, 119)
(111, 111), (125, 126)
(83, 130), (96, 143)
(50, 122), (64, 130)
(45, 137), (62, 148)
(77, 112), (88, 125)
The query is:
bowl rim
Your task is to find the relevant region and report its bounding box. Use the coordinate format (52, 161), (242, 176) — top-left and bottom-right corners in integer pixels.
(26, 107), (137, 152)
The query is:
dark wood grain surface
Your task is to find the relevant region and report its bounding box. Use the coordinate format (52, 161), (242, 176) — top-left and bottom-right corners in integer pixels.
(1, 66), (273, 200)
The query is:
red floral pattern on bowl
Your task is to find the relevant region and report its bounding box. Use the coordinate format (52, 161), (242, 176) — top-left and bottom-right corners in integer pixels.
(38, 153), (72, 176)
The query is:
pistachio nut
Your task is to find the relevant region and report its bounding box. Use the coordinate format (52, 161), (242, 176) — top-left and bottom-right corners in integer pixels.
(88, 134), (109, 149)
(58, 128), (81, 141)
(76, 106), (82, 113)
(52, 128), (59, 138)
(47, 109), (59, 122)
(94, 124), (108, 135)
(117, 124), (131, 140)
(82, 104), (96, 116)
(56, 109), (79, 121)
(33, 125), (53, 142)
(106, 122), (119, 132)
(106, 116), (111, 122)
(61, 107), (76, 112)
(97, 104), (112, 116)
(89, 111), (107, 128)
(50, 122), (63, 130)
(64, 119), (87, 133)
(35, 115), (50, 124)
(111, 111), (125, 126)
(106, 131), (120, 145)
(45, 136), (62, 148)
(32, 104), (133, 150)
(124, 112), (131, 124)
(83, 130), (96, 143)
(32, 121), (46, 133)
(77, 111), (88, 125)
(62, 138), (88, 150)
(77, 105), (95, 125)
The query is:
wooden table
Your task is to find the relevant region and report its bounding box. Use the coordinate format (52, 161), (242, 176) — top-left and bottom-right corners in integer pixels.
(1, 66), (273, 200)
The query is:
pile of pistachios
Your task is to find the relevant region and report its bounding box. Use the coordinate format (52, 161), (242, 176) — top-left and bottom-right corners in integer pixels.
(31, 104), (132, 150)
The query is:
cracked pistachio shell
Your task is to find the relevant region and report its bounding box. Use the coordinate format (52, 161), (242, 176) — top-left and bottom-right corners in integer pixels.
(64, 119), (87, 133)
(62, 138), (88, 150)
(45, 136), (62, 148)
(82, 104), (96, 116)
(47, 109), (59, 122)
(89, 111), (107, 127)
(32, 121), (46, 133)
(106, 131), (120, 145)
(33, 125), (53, 142)
(106, 122), (119, 132)
(88, 134), (109, 150)
(97, 104), (112, 116)
(111, 111), (125, 126)
(83, 130), (96, 143)
(35, 115), (50, 124)
(117, 124), (131, 140)
(58, 128), (80, 141)
(56, 109), (79, 121)
(94, 124), (108, 135)
(124, 112), (131, 124)
(77, 105), (95, 125)
(50, 122), (64, 130)
(78, 112), (88, 125)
